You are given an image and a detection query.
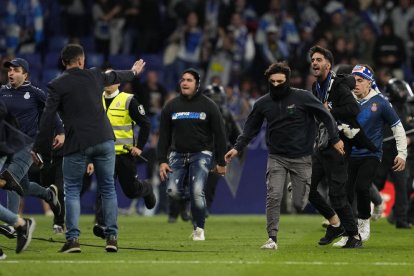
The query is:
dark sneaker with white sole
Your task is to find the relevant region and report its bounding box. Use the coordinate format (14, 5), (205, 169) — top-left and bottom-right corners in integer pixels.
(15, 218), (36, 253)
(105, 235), (118, 252)
(46, 185), (61, 217)
(93, 224), (105, 239)
(342, 234), (363, 248)
(1, 170), (24, 196)
(318, 225), (345, 245)
(59, 238), (81, 253)
(0, 224), (16, 239)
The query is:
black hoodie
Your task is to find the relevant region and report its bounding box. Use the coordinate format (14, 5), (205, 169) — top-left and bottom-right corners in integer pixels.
(157, 91), (227, 166)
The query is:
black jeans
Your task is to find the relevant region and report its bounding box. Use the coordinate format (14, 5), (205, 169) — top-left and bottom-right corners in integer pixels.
(309, 147), (358, 236)
(373, 146), (409, 223)
(347, 157), (380, 219)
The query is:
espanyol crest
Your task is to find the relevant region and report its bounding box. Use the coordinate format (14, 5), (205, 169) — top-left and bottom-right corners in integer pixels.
(24, 92), (30, 99)
(200, 112), (206, 120)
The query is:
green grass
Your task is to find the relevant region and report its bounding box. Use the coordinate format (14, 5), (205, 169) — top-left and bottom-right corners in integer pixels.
(1, 215), (413, 276)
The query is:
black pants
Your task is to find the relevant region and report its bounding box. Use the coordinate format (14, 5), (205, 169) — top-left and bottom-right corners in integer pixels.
(347, 157), (380, 219)
(373, 148), (409, 223)
(309, 147), (358, 236)
(39, 157), (65, 227)
(96, 154), (151, 225)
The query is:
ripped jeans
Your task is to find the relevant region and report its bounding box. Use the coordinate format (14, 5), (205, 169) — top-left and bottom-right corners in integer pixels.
(166, 151), (212, 229)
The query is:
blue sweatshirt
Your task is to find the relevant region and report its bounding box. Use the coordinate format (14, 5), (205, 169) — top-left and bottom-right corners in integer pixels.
(0, 82), (64, 139)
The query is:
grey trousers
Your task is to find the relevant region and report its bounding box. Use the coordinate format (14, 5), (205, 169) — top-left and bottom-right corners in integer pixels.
(266, 154), (312, 237)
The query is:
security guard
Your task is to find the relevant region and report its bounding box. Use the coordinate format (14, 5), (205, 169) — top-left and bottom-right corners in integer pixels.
(93, 69), (155, 238)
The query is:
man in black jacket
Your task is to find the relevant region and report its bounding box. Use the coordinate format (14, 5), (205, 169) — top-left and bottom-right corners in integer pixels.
(158, 68), (227, 241)
(32, 44), (146, 253)
(308, 46), (363, 248)
(225, 62), (344, 250)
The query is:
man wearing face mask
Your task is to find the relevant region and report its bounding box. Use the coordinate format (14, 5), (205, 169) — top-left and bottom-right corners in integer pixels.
(225, 62), (343, 250)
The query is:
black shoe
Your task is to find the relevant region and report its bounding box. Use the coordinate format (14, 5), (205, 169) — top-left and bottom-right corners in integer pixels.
(105, 235), (118, 252)
(93, 224), (105, 239)
(318, 225), (345, 245)
(1, 170), (24, 196)
(342, 234), (363, 248)
(15, 218), (36, 253)
(168, 216), (177, 223)
(0, 248), (6, 260)
(46, 185), (61, 216)
(396, 221), (412, 229)
(59, 238), (81, 253)
(143, 181), (156, 209)
(0, 224), (16, 239)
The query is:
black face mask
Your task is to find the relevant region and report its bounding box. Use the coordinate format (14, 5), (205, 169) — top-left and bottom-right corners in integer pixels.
(269, 80), (290, 101)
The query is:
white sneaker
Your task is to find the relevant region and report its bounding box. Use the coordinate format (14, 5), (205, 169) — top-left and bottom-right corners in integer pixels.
(191, 227), (205, 241)
(332, 236), (348, 247)
(371, 202), (385, 221)
(358, 218), (370, 242)
(53, 224), (64, 234)
(260, 238), (277, 250)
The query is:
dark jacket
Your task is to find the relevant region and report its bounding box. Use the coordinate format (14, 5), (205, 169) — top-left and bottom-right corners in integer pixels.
(33, 68), (135, 155)
(157, 92), (227, 166)
(234, 87), (339, 158)
(312, 73), (377, 152)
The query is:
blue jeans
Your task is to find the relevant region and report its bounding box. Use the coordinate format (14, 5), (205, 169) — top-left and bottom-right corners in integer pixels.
(0, 156), (18, 225)
(4, 143), (50, 214)
(166, 151), (212, 229)
(63, 140), (117, 240)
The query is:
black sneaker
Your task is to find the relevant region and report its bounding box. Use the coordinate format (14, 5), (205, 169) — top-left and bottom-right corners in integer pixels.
(342, 234), (363, 248)
(318, 225), (345, 245)
(396, 221), (412, 229)
(143, 181), (156, 209)
(0, 224), (16, 239)
(105, 235), (118, 252)
(93, 224), (105, 239)
(1, 170), (24, 196)
(59, 238), (81, 253)
(15, 218), (36, 253)
(0, 248), (6, 260)
(46, 185), (61, 216)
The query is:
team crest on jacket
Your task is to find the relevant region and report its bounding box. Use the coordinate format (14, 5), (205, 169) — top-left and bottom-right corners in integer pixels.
(24, 92), (30, 99)
(200, 112), (206, 120)
(138, 105), (145, 115)
(371, 103), (377, 112)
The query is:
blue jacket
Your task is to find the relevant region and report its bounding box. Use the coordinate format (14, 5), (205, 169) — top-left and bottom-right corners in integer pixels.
(0, 82), (64, 139)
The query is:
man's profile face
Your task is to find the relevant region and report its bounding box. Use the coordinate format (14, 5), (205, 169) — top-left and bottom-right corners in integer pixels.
(269, 73), (286, 87)
(311, 52), (330, 79)
(180, 73), (197, 96)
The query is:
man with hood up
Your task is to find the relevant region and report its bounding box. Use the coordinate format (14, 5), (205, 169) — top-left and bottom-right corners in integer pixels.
(225, 61), (343, 250)
(157, 68), (227, 241)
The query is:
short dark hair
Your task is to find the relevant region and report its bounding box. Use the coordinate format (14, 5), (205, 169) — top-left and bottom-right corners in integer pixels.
(61, 44), (84, 66)
(309, 45), (334, 67)
(264, 61), (291, 80)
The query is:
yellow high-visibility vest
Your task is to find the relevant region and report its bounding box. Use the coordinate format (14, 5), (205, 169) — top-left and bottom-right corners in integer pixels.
(103, 92), (134, 154)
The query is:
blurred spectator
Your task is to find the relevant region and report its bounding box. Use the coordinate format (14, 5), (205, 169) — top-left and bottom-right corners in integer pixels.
(132, 70), (167, 117)
(60, 0), (89, 41)
(373, 20), (406, 79)
(258, 24), (289, 67)
(92, 0), (124, 58)
(360, 0), (389, 36)
(5, 0), (44, 54)
(121, 0), (140, 55)
(390, 0), (414, 47)
(136, 0), (163, 54)
(164, 11), (204, 91)
(357, 24), (376, 65)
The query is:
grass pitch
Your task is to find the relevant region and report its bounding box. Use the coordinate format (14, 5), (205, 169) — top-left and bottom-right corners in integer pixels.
(0, 214), (413, 276)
